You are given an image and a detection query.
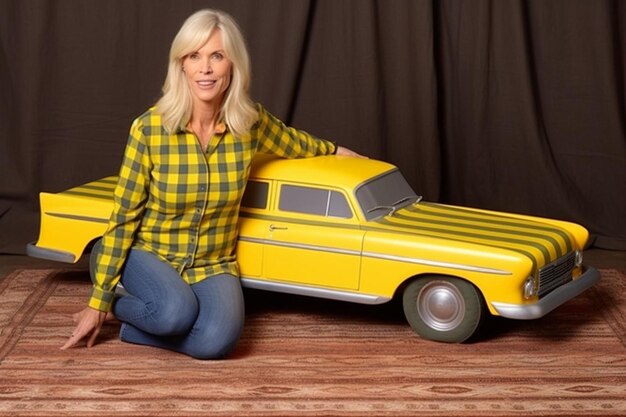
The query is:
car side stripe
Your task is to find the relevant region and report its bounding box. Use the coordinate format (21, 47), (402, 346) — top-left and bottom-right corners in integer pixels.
(242, 209), (571, 270)
(240, 236), (361, 256)
(45, 212), (109, 223)
(238, 236), (512, 276)
(239, 211), (540, 271)
(360, 251), (512, 275)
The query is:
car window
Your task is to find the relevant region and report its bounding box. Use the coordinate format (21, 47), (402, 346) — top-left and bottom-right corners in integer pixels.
(328, 191), (352, 218)
(241, 181), (269, 209)
(279, 184), (352, 218)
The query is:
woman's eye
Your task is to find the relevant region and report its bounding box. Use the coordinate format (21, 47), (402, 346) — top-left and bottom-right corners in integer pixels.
(189, 53), (200, 60)
(211, 53), (223, 61)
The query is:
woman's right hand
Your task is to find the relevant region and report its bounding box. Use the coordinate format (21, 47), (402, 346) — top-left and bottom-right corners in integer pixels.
(60, 307), (108, 350)
(336, 146), (367, 158)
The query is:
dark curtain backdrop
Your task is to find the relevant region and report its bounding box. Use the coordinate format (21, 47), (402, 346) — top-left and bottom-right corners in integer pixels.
(1, 0), (624, 255)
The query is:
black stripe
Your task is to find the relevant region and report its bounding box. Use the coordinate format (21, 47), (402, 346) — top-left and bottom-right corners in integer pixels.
(62, 190), (112, 200)
(417, 203), (573, 252)
(378, 215), (549, 264)
(395, 210), (564, 258)
(374, 217), (539, 271)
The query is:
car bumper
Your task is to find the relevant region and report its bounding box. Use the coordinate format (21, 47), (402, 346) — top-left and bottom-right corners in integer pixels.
(491, 265), (600, 320)
(26, 242), (76, 263)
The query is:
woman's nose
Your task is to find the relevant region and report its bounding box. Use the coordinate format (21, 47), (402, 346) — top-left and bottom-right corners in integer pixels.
(200, 59), (213, 74)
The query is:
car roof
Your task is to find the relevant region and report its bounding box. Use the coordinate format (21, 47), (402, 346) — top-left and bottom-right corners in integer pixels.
(249, 154), (397, 190)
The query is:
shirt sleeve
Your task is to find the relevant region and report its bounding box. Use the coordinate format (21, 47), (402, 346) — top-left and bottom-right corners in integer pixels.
(88, 117), (151, 312)
(252, 104), (337, 157)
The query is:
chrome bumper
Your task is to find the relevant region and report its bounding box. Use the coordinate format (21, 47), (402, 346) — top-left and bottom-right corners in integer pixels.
(491, 266), (600, 320)
(26, 242), (76, 263)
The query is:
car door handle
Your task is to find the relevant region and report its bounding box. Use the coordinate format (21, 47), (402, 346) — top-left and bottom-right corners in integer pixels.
(269, 224), (288, 232)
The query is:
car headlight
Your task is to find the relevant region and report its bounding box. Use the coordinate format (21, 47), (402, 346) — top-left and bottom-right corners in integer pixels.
(523, 276), (537, 299)
(575, 249), (583, 268)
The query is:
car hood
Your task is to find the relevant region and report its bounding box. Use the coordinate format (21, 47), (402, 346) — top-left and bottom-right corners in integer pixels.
(368, 202), (577, 269)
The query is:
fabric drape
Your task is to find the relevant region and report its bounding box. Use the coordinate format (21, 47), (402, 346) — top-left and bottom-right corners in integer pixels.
(1, 0), (624, 253)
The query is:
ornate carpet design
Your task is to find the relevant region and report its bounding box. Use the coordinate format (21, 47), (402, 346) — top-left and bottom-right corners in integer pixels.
(0, 268), (625, 416)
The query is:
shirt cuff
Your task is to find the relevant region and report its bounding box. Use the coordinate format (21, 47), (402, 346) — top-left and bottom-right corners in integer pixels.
(88, 286), (116, 312)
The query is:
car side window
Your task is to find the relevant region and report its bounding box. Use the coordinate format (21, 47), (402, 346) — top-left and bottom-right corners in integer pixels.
(241, 181), (269, 209)
(279, 184), (352, 218)
(328, 191), (352, 218)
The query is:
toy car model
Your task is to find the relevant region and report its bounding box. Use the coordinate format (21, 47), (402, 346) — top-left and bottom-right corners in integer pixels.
(27, 154), (600, 343)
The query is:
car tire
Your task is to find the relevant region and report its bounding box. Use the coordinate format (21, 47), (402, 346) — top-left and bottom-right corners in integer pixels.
(89, 238), (102, 282)
(402, 276), (484, 343)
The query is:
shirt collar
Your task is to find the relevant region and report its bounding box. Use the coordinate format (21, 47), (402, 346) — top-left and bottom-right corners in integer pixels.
(181, 121), (227, 135)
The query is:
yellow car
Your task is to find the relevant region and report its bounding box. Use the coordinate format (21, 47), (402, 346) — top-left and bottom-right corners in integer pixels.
(27, 154), (600, 343)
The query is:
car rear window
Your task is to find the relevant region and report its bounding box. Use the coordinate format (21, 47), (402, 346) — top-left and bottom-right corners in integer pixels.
(241, 181), (269, 209)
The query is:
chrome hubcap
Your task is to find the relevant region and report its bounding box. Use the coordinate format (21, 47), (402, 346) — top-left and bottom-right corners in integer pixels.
(417, 281), (465, 331)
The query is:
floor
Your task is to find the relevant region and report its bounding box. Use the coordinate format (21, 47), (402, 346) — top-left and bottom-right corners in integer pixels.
(2, 248), (625, 278)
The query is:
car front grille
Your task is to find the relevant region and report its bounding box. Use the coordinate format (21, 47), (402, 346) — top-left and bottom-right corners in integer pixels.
(538, 251), (576, 298)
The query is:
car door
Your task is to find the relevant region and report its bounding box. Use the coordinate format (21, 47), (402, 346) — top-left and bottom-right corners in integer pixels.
(261, 182), (364, 290)
(237, 180), (272, 278)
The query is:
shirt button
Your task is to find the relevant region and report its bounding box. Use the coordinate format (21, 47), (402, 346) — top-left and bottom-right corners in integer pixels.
(199, 185), (206, 191)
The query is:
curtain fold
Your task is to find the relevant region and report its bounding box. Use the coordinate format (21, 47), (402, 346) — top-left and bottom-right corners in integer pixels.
(436, 0), (625, 249)
(0, 0), (624, 253)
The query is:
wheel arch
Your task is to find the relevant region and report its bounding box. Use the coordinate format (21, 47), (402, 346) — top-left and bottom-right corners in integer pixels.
(393, 272), (486, 303)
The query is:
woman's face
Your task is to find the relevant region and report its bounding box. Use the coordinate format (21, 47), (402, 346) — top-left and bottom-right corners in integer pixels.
(183, 29), (232, 108)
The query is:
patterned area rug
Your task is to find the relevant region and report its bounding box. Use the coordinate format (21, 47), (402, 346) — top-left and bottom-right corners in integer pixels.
(0, 268), (624, 416)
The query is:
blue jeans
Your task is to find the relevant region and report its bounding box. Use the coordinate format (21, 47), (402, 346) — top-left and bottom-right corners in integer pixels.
(90, 245), (245, 359)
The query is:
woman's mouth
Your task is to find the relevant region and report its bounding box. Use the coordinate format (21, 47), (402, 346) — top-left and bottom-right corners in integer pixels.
(197, 80), (216, 88)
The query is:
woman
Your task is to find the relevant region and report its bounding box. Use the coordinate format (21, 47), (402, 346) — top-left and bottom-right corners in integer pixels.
(61, 9), (361, 359)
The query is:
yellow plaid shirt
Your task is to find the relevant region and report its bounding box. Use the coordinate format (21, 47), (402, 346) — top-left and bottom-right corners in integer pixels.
(89, 104), (336, 312)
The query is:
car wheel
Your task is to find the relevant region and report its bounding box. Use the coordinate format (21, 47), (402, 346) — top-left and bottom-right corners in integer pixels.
(402, 276), (484, 343)
(89, 238), (102, 282)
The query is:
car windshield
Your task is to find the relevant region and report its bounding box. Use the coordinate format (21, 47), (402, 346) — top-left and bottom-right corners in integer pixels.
(355, 169), (421, 220)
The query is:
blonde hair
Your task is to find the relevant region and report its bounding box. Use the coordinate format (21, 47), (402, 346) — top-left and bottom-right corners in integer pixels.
(155, 9), (258, 137)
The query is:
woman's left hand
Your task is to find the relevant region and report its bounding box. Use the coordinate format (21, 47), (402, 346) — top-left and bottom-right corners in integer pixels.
(336, 146), (367, 158)
(60, 307), (108, 350)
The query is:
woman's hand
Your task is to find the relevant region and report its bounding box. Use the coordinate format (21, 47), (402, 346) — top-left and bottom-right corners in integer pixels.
(336, 146), (367, 158)
(60, 307), (108, 350)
